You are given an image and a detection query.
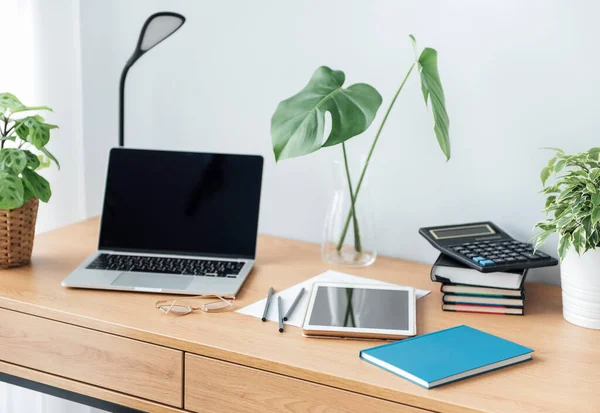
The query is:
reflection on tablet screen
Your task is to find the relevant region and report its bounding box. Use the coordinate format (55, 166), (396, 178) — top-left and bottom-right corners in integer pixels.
(308, 286), (409, 330)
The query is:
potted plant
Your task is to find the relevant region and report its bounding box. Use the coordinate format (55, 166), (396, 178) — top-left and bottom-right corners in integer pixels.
(270, 35), (450, 267)
(0, 93), (59, 268)
(535, 147), (600, 329)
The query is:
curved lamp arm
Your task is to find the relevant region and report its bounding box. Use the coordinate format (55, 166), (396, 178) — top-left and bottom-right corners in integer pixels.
(119, 12), (186, 147)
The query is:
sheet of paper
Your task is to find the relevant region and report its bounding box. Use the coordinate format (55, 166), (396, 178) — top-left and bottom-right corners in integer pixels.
(236, 270), (430, 327)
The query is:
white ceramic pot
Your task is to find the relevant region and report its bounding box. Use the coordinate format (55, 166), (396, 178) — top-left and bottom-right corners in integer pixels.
(560, 248), (600, 329)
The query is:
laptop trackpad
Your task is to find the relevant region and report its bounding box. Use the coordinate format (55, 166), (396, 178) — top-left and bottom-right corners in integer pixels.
(111, 272), (193, 290)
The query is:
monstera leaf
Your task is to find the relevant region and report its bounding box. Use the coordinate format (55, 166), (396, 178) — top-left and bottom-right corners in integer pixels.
(271, 66), (382, 161)
(0, 93), (51, 114)
(0, 169), (24, 210)
(13, 115), (58, 149)
(410, 35), (450, 160)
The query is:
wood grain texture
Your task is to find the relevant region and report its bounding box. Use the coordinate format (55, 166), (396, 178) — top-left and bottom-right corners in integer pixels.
(0, 217), (598, 413)
(0, 308), (183, 407)
(184, 353), (428, 413)
(0, 360), (185, 413)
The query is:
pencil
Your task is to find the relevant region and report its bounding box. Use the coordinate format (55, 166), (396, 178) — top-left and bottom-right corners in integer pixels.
(261, 287), (274, 322)
(278, 296), (284, 333)
(283, 287), (305, 322)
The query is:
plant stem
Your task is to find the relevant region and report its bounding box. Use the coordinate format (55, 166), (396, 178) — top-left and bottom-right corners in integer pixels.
(336, 62), (416, 250)
(1, 115), (7, 149)
(341, 142), (361, 253)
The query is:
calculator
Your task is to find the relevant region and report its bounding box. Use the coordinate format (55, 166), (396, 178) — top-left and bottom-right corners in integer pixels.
(419, 222), (559, 273)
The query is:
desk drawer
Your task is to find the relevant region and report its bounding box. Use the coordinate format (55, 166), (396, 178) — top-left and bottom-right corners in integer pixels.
(185, 354), (428, 413)
(0, 309), (183, 407)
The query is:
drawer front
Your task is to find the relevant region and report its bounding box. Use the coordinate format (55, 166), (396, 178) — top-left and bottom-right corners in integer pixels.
(0, 360), (186, 413)
(185, 354), (428, 413)
(0, 309), (183, 407)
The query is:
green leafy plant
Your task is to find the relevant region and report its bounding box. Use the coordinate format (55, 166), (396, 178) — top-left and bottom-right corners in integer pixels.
(270, 35), (450, 254)
(534, 147), (600, 260)
(0, 93), (59, 210)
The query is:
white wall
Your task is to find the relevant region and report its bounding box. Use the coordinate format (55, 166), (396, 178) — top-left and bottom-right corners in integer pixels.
(1, 1), (87, 409)
(79, 0), (600, 285)
(30, 0), (86, 232)
(0, 0), (86, 233)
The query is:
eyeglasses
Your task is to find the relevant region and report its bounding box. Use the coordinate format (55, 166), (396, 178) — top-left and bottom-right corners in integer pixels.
(155, 295), (234, 315)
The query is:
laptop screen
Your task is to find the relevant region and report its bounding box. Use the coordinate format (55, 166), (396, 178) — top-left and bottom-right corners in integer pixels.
(98, 148), (263, 259)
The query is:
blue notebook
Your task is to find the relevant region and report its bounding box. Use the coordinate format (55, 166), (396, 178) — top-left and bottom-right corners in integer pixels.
(360, 325), (533, 389)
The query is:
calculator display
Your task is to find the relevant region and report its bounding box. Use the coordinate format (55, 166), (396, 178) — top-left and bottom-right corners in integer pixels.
(430, 224), (495, 240)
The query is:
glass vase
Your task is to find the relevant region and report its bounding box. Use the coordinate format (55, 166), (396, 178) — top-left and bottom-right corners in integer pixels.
(322, 159), (376, 267)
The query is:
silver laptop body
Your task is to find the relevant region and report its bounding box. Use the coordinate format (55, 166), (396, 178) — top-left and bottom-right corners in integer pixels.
(62, 148), (264, 297)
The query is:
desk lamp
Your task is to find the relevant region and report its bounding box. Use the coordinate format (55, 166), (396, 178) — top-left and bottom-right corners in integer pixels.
(119, 12), (186, 147)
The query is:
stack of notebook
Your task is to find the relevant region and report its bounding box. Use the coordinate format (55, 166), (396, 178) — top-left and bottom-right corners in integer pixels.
(431, 254), (527, 315)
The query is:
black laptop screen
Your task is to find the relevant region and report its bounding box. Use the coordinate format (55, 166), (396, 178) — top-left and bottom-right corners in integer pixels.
(98, 149), (263, 259)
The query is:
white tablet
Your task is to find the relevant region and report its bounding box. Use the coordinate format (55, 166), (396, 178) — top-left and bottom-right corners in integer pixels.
(302, 282), (416, 340)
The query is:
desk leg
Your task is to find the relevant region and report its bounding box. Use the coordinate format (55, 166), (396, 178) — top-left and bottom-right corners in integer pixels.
(0, 372), (143, 413)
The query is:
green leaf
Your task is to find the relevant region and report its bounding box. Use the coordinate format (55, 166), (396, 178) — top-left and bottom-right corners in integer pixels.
(533, 230), (552, 251)
(40, 147), (60, 169)
(13, 115), (57, 149)
(22, 184), (35, 203)
(592, 192), (600, 207)
(0, 93), (51, 114)
(270, 66), (382, 161)
(557, 185), (577, 202)
(535, 220), (556, 231)
(590, 168), (600, 182)
(10, 105), (52, 114)
(592, 206), (600, 225)
(556, 213), (574, 229)
(21, 168), (51, 202)
(554, 205), (568, 219)
(417, 47), (450, 160)
(0, 149), (27, 174)
(36, 155), (51, 170)
(545, 195), (556, 208)
(542, 147), (565, 156)
(586, 182), (597, 194)
(572, 225), (586, 255)
(23, 150), (40, 170)
(592, 229), (600, 247)
(541, 184), (560, 194)
(409, 34), (420, 61)
(554, 159), (567, 173)
(588, 147), (600, 159)
(557, 233), (571, 261)
(0, 93), (23, 114)
(540, 166), (551, 186)
(0, 169), (24, 209)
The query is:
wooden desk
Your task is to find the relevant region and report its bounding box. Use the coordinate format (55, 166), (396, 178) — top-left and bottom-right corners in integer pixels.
(0, 218), (597, 413)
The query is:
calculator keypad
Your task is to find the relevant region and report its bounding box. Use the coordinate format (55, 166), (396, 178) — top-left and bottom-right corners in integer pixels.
(450, 240), (550, 268)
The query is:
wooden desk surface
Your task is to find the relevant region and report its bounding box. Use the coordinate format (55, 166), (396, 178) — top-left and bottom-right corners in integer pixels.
(0, 218), (598, 413)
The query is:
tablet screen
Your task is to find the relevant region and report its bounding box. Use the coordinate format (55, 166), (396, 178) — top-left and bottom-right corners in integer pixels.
(308, 286), (410, 330)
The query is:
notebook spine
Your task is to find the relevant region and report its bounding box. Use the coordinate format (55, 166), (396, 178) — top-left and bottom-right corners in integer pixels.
(442, 304), (524, 316)
(441, 283), (526, 297)
(442, 293), (525, 304)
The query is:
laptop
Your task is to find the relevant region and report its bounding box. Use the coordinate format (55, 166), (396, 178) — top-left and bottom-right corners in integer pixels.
(62, 148), (263, 297)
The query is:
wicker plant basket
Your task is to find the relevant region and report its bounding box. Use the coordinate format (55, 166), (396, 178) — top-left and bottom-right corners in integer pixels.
(0, 197), (39, 269)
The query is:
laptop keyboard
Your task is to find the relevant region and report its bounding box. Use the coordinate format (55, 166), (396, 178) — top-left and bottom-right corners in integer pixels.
(86, 254), (245, 278)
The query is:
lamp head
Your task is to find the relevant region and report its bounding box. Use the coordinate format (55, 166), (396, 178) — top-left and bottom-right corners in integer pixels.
(135, 12), (185, 55)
